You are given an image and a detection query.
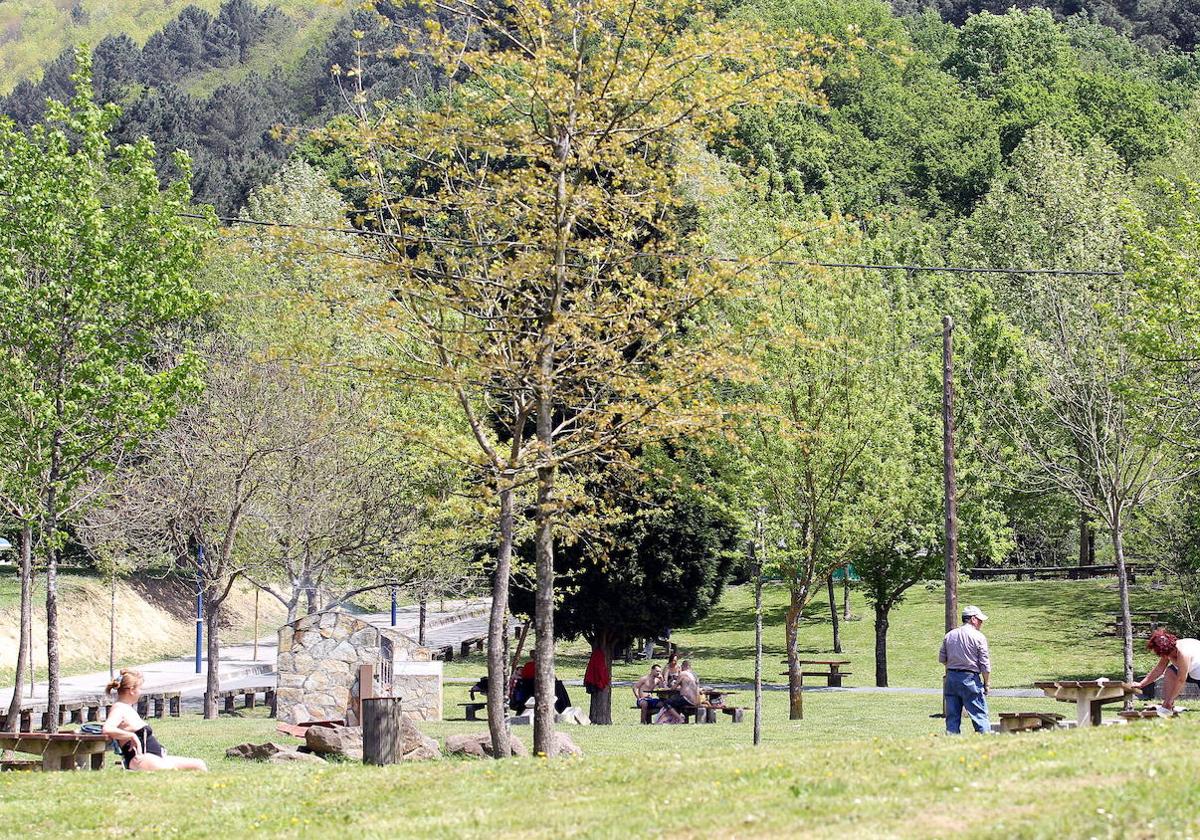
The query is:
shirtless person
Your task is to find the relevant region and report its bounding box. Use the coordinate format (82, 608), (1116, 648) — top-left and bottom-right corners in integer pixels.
(670, 660), (705, 711)
(633, 664), (664, 722)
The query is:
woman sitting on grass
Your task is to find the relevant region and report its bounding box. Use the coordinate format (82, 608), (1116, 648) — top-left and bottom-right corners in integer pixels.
(1133, 629), (1200, 711)
(102, 669), (207, 771)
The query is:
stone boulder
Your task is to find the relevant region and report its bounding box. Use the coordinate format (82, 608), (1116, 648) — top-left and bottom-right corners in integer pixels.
(398, 717), (441, 761)
(552, 733), (583, 757)
(554, 707), (590, 726)
(444, 731), (530, 759)
(269, 750), (327, 765)
(225, 742), (293, 761)
(305, 725), (364, 760)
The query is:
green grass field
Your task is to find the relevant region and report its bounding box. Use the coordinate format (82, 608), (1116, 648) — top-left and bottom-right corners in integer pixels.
(443, 578), (1169, 688)
(2, 577), (1187, 837)
(2, 693), (1195, 839)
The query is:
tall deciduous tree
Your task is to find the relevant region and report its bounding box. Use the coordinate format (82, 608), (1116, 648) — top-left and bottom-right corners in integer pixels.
(957, 128), (1192, 683)
(338, 0), (831, 756)
(0, 52), (209, 729)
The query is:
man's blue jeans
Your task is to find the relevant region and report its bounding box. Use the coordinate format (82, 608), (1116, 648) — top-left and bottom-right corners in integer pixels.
(944, 670), (990, 734)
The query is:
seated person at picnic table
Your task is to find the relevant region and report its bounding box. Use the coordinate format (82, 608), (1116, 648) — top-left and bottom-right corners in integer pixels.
(102, 669), (207, 771)
(667, 660), (707, 711)
(1133, 629), (1200, 709)
(509, 658), (574, 713)
(633, 664), (665, 712)
(664, 652), (681, 687)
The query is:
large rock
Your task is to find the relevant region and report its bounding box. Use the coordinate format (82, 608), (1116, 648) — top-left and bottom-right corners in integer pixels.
(306, 725), (364, 760)
(398, 717), (441, 761)
(225, 742), (293, 761)
(555, 707), (590, 726)
(552, 733), (583, 757)
(444, 731), (530, 758)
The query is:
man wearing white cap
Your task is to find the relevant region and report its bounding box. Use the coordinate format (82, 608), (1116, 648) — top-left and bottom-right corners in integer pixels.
(938, 605), (991, 734)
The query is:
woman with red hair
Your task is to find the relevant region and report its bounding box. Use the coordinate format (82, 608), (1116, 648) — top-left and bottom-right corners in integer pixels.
(1133, 630), (1200, 710)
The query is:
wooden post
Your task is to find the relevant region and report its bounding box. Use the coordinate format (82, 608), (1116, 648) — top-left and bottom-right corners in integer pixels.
(942, 315), (959, 634)
(753, 514), (764, 748)
(362, 697), (405, 765)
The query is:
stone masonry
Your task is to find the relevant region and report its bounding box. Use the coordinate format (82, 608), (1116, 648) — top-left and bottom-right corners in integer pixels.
(276, 610), (442, 725)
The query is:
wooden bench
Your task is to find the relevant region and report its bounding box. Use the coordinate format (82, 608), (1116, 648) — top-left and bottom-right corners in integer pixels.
(207, 686), (276, 716)
(459, 701), (487, 721)
(966, 564), (1137, 583)
(135, 692), (182, 719)
(998, 711), (1064, 733)
(458, 637), (485, 658)
(718, 706), (746, 723)
(780, 659), (852, 687)
(0, 731), (108, 771)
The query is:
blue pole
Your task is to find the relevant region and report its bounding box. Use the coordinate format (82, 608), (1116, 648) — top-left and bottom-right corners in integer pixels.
(390, 585), (397, 627)
(195, 544), (205, 674)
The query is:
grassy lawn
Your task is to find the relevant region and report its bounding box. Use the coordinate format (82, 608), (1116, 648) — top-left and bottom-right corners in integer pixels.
(444, 578), (1170, 688)
(3, 695), (1195, 838)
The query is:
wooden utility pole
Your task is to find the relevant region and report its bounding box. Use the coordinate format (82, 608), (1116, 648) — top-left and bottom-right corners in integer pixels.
(753, 513), (765, 747)
(942, 315), (959, 633)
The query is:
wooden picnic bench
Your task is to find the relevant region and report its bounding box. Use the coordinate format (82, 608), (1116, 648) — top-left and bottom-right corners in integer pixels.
(966, 564), (1137, 583)
(0, 731), (108, 771)
(459, 701), (488, 721)
(780, 659), (852, 687)
(206, 685), (276, 716)
(135, 691), (182, 720)
(3, 698), (115, 733)
(998, 711), (1064, 733)
(641, 688), (742, 724)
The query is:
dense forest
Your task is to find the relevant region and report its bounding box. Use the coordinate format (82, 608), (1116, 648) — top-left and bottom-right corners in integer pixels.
(4, 0), (1200, 214)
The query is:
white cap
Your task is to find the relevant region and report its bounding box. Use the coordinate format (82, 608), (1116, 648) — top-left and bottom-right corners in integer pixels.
(962, 605), (988, 622)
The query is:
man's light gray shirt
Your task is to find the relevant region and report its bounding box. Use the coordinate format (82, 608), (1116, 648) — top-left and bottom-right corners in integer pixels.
(939, 624), (990, 673)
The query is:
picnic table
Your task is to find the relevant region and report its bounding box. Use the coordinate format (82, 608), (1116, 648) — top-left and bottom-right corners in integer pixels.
(0, 731), (108, 771)
(648, 687), (742, 724)
(1033, 679), (1138, 727)
(780, 659), (852, 687)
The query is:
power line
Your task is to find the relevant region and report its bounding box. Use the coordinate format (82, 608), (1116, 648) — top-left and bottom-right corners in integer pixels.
(1, 193), (1123, 278)
(210, 211), (1124, 277)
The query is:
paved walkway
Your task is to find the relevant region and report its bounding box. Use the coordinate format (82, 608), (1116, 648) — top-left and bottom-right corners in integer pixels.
(1, 599), (490, 708)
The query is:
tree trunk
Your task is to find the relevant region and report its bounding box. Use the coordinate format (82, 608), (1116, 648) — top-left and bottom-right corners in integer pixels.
(1112, 520), (1135, 694)
(44, 474), (60, 733)
(1078, 507), (1095, 566)
(204, 599), (221, 719)
(842, 566), (851, 620)
(419, 599), (427, 646)
(5, 524), (33, 732)
(786, 597), (802, 720)
(827, 574), (841, 654)
(587, 636), (613, 725)
(305, 578), (319, 616)
(532, 462), (557, 756)
(486, 483), (515, 759)
(874, 604), (890, 688)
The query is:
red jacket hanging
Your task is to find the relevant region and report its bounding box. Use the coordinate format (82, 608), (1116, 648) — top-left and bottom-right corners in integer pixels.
(584, 647), (611, 694)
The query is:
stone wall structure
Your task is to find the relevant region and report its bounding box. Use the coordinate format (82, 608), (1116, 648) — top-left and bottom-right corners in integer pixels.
(276, 610), (442, 725)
